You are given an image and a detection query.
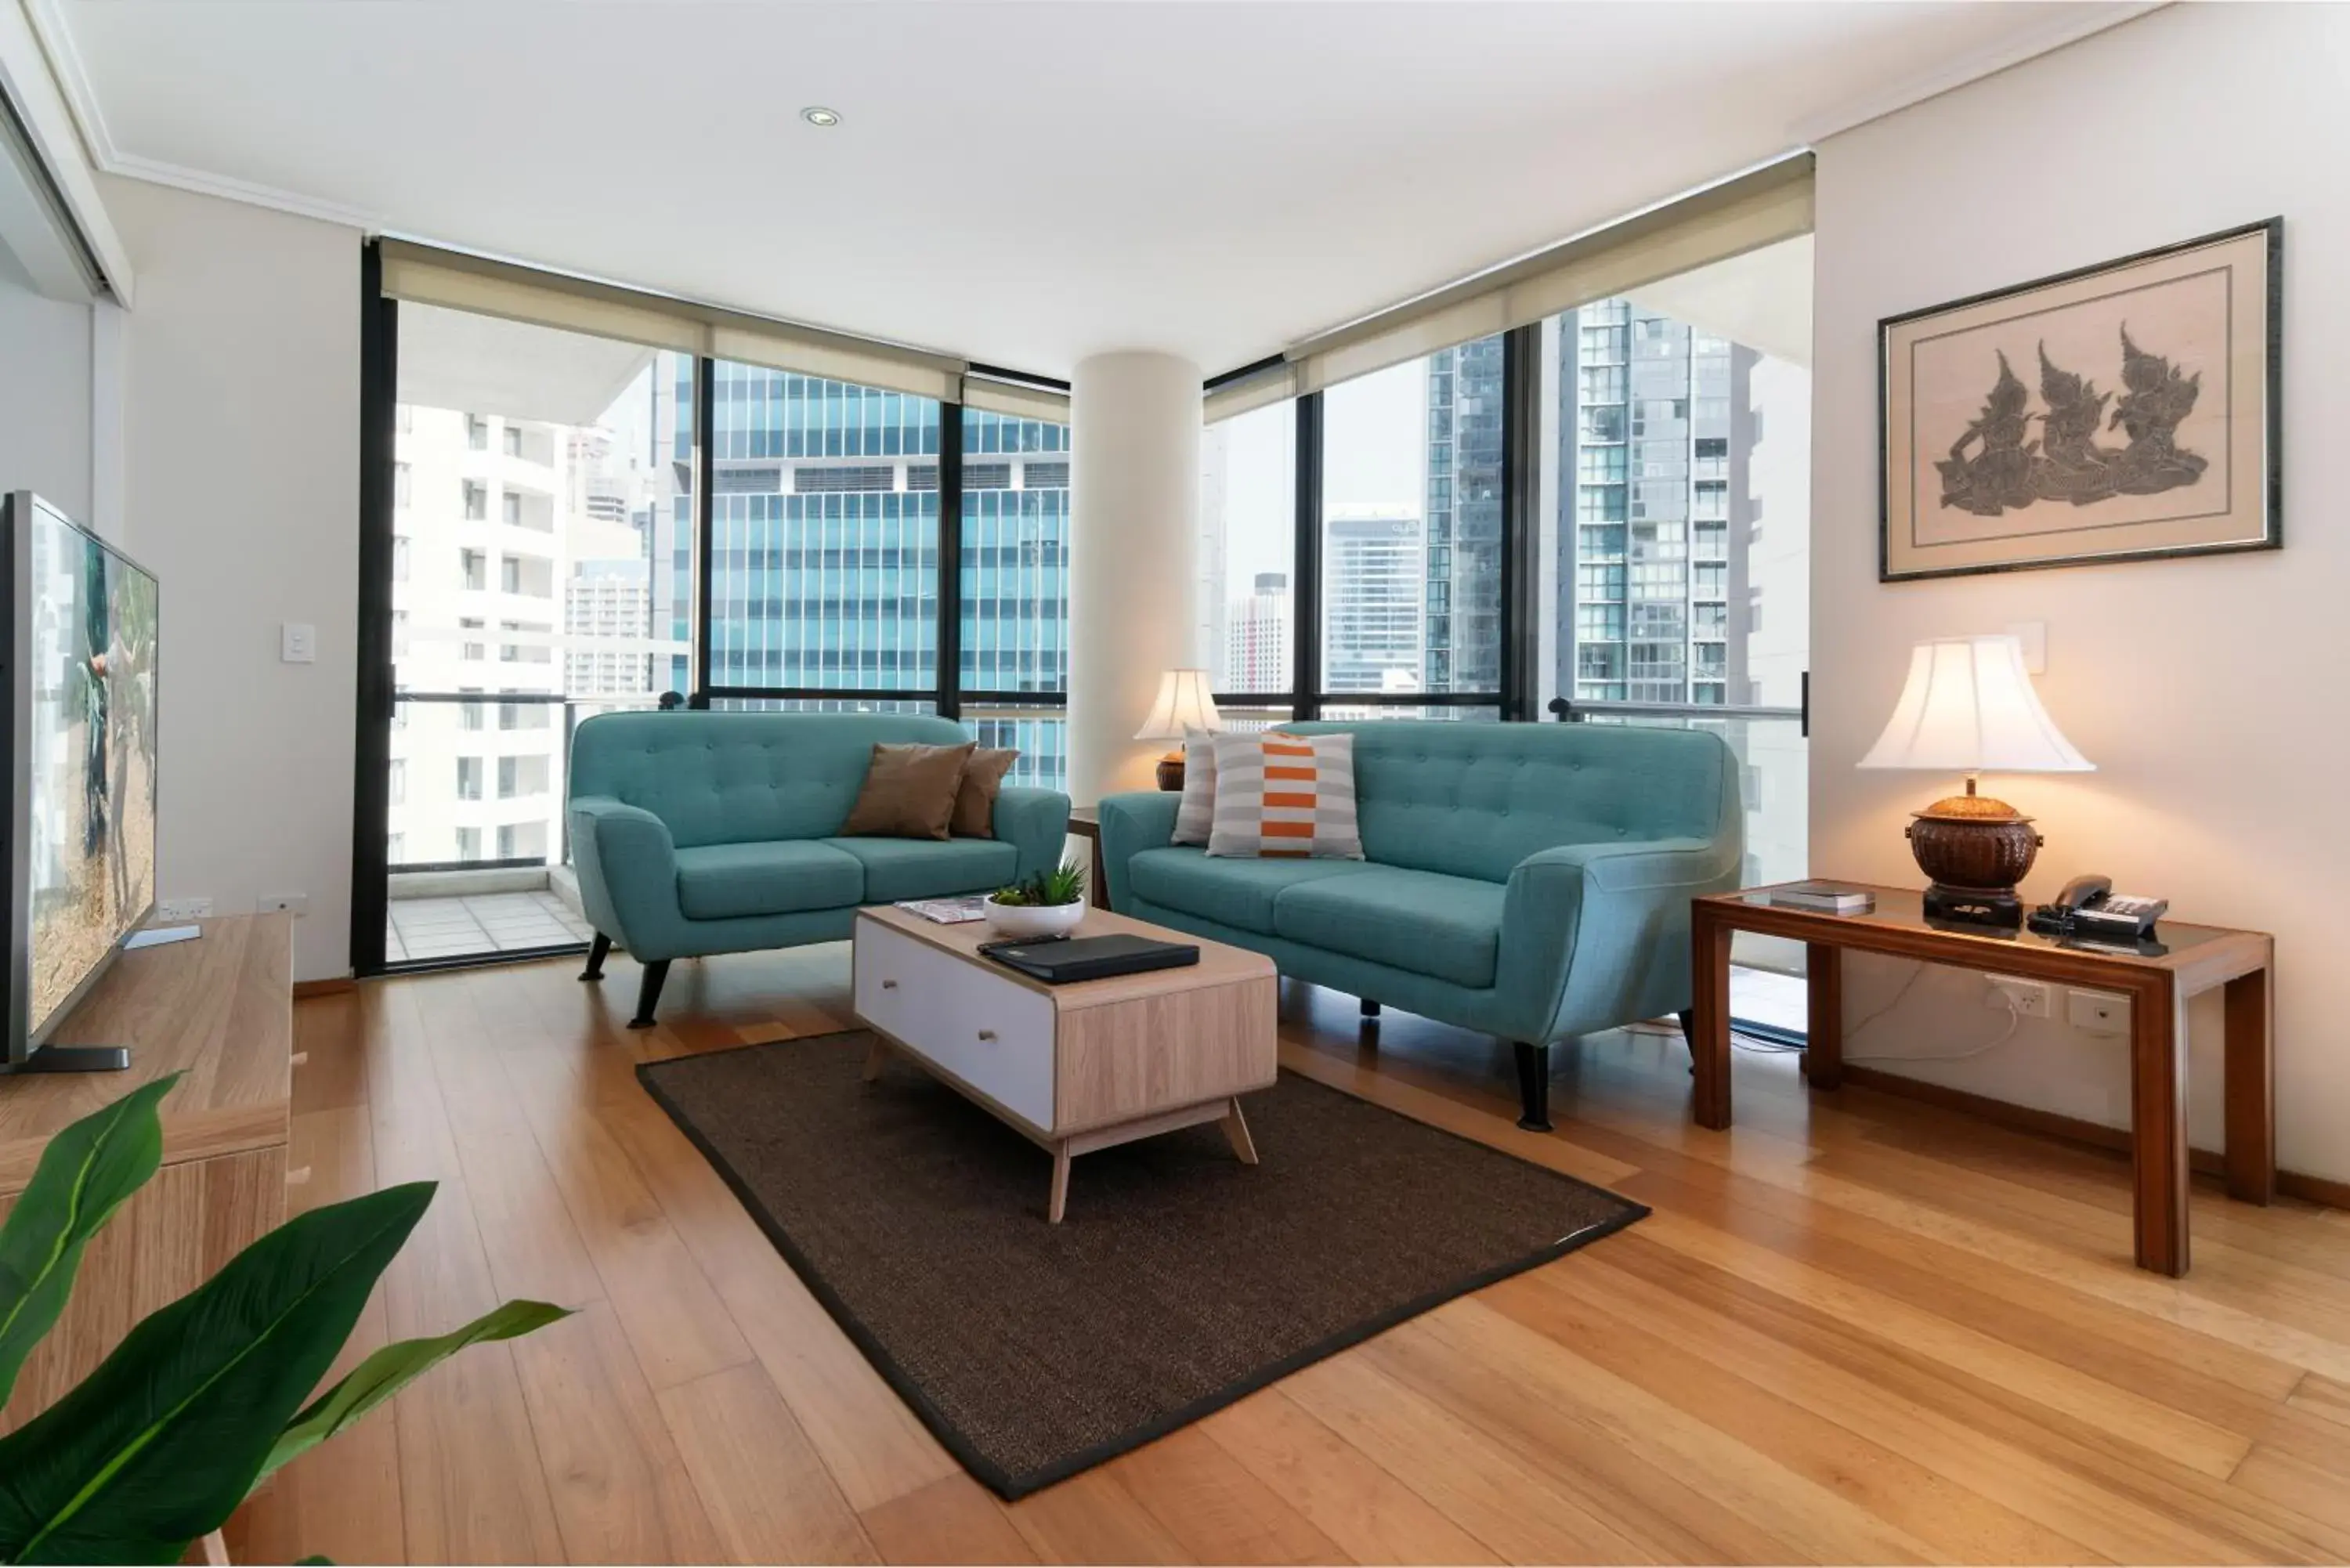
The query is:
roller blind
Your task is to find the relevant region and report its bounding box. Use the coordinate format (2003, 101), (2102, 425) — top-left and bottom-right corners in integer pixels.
(959, 374), (1072, 424)
(1202, 361), (1298, 425)
(379, 240), (967, 404)
(1281, 153), (1813, 399)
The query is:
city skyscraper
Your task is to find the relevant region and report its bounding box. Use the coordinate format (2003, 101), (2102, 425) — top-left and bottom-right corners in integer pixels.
(1224, 572), (1292, 693)
(1323, 507), (1424, 695)
(1422, 337), (1505, 695)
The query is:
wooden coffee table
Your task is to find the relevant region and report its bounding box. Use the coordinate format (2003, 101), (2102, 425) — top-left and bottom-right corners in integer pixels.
(850, 905), (1278, 1222)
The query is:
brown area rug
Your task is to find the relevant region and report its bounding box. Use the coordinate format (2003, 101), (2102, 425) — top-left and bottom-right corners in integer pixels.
(638, 1029), (1645, 1499)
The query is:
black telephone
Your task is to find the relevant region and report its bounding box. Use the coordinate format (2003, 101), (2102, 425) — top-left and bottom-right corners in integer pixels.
(2027, 875), (2168, 941)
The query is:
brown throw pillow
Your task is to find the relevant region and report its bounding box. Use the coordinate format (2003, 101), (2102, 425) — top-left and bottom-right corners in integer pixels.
(841, 741), (974, 840)
(951, 747), (1021, 839)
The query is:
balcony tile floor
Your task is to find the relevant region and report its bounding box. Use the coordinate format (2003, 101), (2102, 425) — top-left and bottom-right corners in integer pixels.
(385, 891), (591, 964)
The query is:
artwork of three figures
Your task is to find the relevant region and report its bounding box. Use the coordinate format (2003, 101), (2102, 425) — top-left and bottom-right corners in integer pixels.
(1880, 219), (2278, 580)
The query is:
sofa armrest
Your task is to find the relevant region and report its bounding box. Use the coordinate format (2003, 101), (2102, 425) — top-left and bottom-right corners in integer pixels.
(992, 786), (1072, 882)
(1095, 791), (1180, 912)
(1499, 836), (1742, 1042)
(568, 795), (682, 956)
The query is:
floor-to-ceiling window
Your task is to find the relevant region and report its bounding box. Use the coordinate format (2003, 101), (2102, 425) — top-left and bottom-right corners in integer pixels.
(1197, 396), (1296, 731)
(1317, 341), (1505, 722)
(378, 302), (692, 965)
(960, 407), (1070, 788)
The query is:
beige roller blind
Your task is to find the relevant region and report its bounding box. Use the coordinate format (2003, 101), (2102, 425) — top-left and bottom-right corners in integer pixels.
(1286, 153), (1813, 396)
(379, 239), (967, 403)
(959, 374), (1072, 424)
(1202, 361), (1298, 425)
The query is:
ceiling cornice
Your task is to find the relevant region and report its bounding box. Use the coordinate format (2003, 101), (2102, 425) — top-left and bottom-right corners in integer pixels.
(1790, 1), (2167, 146)
(21, 0), (381, 231)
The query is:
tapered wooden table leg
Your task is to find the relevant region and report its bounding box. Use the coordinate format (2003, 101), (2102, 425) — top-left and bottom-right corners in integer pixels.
(1805, 942), (1843, 1089)
(1048, 1144), (1072, 1223)
(2131, 973), (2189, 1276)
(1220, 1098), (1259, 1165)
(862, 1036), (890, 1082)
(1691, 903), (1734, 1129)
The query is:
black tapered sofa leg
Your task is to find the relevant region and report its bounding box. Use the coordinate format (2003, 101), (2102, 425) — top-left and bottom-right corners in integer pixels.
(1514, 1040), (1552, 1132)
(1361, 997), (1381, 1018)
(1679, 1008), (1697, 1075)
(580, 933), (611, 982)
(629, 959), (671, 1029)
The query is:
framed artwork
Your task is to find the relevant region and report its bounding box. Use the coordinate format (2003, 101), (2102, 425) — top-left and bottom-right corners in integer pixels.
(1880, 218), (2280, 581)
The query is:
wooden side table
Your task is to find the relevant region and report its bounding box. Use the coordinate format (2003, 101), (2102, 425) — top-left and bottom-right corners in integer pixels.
(1067, 806), (1111, 909)
(1690, 883), (2274, 1277)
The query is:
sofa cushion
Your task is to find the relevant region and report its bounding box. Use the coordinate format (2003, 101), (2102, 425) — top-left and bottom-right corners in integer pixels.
(822, 836), (1018, 903)
(1272, 867), (1506, 988)
(1125, 847), (1378, 936)
(674, 840), (864, 921)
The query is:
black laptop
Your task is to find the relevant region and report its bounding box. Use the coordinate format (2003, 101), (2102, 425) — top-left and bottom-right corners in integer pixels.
(980, 933), (1199, 984)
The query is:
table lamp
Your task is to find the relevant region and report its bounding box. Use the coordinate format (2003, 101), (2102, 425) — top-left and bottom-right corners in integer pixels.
(1135, 669), (1221, 791)
(1857, 634), (2093, 926)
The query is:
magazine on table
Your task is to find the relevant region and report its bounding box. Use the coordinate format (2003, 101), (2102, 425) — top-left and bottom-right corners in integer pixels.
(896, 894), (992, 924)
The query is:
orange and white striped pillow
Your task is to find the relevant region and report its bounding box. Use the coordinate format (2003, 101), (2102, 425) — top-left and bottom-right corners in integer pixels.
(1206, 732), (1364, 860)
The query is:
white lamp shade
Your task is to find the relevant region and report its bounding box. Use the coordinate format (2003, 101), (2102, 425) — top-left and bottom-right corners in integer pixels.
(1134, 668), (1222, 742)
(1857, 635), (2093, 774)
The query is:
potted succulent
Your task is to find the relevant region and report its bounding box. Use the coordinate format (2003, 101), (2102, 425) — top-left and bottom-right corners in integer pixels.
(985, 857), (1089, 939)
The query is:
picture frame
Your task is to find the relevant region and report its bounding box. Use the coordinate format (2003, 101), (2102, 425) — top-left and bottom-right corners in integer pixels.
(1879, 218), (2280, 582)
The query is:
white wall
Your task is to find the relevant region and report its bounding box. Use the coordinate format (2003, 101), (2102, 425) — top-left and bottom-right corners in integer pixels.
(0, 272), (92, 518)
(1811, 4), (2347, 1178)
(103, 176), (361, 983)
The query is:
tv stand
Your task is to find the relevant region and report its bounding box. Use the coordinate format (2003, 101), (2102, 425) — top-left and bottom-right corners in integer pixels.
(2, 1044), (131, 1073)
(0, 913), (291, 1431)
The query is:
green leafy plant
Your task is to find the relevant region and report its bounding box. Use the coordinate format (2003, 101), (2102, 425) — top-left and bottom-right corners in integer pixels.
(0, 1072), (566, 1563)
(990, 856), (1087, 908)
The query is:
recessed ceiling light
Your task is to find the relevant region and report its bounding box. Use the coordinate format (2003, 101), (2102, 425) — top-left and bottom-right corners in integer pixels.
(801, 107), (841, 128)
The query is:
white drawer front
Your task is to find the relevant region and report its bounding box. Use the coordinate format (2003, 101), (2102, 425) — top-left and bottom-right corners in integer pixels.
(855, 922), (1056, 1131)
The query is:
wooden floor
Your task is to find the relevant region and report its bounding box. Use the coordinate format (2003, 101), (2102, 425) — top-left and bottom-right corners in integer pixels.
(230, 944), (2350, 1566)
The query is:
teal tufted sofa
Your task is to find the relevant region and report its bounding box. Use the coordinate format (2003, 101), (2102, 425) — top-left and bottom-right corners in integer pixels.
(1095, 720), (1742, 1130)
(568, 711), (1069, 1027)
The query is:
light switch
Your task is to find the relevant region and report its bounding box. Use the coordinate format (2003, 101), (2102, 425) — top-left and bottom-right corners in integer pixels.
(2005, 620), (2047, 675)
(280, 623), (316, 664)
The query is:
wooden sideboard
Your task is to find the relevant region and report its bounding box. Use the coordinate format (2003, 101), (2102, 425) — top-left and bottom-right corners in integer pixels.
(0, 913), (294, 1430)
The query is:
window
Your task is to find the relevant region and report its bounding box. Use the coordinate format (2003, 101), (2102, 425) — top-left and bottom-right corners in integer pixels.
(392, 536), (409, 583)
(496, 755), (549, 798)
(466, 414), (488, 450)
(502, 423), (522, 457)
(1537, 256), (1811, 898)
(455, 827), (481, 861)
(707, 359), (942, 695)
(498, 619), (551, 663)
(458, 617), (485, 661)
(461, 548), (486, 591)
(961, 407), (1068, 702)
(455, 757), (482, 800)
(1321, 336), (1502, 700)
(498, 699), (551, 731)
(1198, 398), (1296, 696)
(394, 462), (411, 508)
(462, 481), (486, 521)
(387, 758), (404, 805)
(501, 555), (520, 594)
(502, 491), (522, 528)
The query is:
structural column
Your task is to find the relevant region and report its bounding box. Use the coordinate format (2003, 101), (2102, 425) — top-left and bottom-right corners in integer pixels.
(1068, 350), (1202, 804)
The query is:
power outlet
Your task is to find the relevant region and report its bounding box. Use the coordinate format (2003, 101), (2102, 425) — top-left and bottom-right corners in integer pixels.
(1985, 975), (2055, 1018)
(258, 892), (309, 917)
(154, 897), (212, 922)
(2067, 988), (2130, 1035)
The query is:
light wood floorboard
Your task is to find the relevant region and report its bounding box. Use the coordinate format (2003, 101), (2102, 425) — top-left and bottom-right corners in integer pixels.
(229, 945), (2350, 1563)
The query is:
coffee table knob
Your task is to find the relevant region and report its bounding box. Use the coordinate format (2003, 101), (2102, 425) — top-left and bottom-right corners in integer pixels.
(880, 979), (898, 989)
(977, 1028), (997, 1042)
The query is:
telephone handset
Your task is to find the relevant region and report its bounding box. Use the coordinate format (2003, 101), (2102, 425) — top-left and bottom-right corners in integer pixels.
(2028, 874), (2168, 940)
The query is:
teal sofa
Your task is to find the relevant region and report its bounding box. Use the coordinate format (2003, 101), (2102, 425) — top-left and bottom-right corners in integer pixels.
(1096, 721), (1742, 1130)
(568, 711), (1069, 1027)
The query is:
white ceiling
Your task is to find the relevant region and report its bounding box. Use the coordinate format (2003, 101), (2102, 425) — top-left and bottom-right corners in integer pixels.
(53, 1), (2134, 378)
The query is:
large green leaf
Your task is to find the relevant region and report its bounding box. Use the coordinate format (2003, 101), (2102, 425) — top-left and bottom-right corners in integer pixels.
(253, 1296), (569, 1488)
(0, 1180), (436, 1565)
(0, 1074), (179, 1409)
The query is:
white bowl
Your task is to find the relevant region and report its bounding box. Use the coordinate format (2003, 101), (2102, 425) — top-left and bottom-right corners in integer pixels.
(983, 898), (1086, 940)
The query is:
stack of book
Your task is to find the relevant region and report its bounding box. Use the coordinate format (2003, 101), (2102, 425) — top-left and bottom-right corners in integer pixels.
(1765, 881), (1875, 915)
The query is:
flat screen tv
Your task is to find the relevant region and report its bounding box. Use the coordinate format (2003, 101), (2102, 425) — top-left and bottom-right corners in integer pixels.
(0, 493), (157, 1071)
